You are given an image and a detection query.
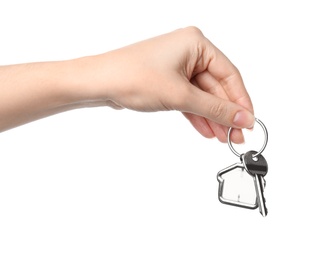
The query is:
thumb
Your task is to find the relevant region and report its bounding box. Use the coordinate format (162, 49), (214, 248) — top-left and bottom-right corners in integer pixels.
(183, 85), (255, 129)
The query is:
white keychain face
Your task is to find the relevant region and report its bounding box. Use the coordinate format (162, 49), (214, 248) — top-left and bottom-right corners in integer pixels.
(220, 166), (257, 206)
(217, 163), (258, 209)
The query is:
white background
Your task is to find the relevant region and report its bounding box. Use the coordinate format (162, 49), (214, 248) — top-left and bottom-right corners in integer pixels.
(0, 0), (316, 259)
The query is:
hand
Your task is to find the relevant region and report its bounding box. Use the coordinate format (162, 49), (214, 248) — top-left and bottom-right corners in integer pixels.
(76, 26), (254, 143)
(0, 26), (254, 142)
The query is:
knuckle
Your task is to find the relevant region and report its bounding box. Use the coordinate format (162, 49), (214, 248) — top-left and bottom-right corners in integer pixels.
(185, 26), (202, 34)
(182, 26), (204, 39)
(209, 102), (228, 121)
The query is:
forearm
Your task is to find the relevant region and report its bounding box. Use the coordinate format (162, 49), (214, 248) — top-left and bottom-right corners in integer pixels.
(0, 60), (90, 132)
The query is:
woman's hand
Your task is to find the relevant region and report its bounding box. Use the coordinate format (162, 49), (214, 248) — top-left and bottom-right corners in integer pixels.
(0, 26), (254, 143)
(76, 26), (254, 142)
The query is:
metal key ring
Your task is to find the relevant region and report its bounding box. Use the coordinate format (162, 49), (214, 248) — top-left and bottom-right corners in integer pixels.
(228, 118), (268, 158)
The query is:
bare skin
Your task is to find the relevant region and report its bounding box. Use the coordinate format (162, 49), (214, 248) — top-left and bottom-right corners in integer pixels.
(0, 27), (254, 143)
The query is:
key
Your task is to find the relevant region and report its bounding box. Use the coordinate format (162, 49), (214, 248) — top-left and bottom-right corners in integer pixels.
(243, 150), (268, 217)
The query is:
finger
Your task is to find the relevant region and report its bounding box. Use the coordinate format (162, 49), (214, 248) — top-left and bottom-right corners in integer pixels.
(183, 112), (215, 138)
(183, 111), (244, 143)
(193, 71), (245, 143)
(230, 128), (244, 144)
(191, 73), (228, 135)
(193, 71), (229, 141)
(204, 40), (254, 113)
(180, 81), (255, 129)
(194, 70), (228, 100)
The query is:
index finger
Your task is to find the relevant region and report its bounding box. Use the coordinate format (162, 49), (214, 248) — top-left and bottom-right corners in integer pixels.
(205, 40), (254, 114)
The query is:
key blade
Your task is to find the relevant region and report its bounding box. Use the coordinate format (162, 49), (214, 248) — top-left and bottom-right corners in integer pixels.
(254, 174), (268, 217)
(243, 151), (269, 217)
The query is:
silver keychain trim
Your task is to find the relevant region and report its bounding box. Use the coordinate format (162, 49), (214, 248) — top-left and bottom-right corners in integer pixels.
(227, 118), (268, 158)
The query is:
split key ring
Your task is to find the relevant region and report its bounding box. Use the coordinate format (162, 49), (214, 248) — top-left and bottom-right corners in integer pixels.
(227, 118), (268, 158)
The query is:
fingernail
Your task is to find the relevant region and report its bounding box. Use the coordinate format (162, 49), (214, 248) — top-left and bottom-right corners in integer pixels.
(233, 111), (255, 128)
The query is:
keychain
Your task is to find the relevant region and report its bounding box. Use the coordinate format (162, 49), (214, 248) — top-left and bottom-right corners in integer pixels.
(217, 118), (269, 217)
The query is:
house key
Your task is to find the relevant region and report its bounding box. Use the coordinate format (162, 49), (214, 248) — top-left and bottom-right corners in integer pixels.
(217, 118), (269, 217)
(242, 150), (268, 216)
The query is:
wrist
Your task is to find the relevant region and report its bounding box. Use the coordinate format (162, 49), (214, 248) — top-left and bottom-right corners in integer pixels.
(56, 58), (95, 108)
(66, 54), (114, 107)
